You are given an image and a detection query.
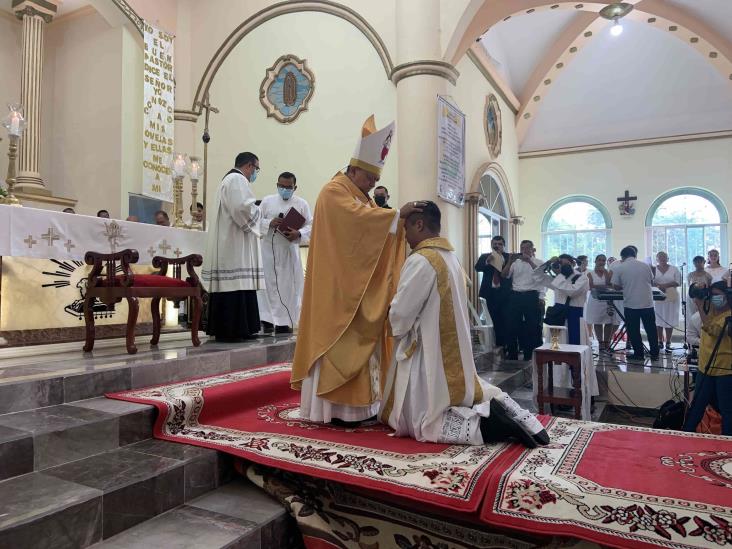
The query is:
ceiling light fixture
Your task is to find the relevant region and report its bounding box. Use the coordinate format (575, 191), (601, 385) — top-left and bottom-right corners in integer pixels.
(599, 2), (634, 37)
(610, 17), (623, 36)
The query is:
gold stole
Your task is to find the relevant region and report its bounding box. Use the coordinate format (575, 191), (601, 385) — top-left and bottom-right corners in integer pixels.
(381, 238), (482, 422)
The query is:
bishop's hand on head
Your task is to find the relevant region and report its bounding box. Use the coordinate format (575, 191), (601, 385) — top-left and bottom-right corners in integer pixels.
(399, 201), (427, 219)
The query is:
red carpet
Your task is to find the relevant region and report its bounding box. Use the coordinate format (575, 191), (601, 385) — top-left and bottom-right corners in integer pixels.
(482, 416), (732, 548)
(107, 363), (513, 512)
(108, 364), (732, 548)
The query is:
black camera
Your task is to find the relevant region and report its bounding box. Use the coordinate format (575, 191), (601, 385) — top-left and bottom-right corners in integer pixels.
(689, 283), (711, 300)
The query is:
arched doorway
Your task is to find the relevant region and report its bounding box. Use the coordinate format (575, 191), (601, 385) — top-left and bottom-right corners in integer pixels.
(466, 164), (515, 309)
(477, 172), (510, 256)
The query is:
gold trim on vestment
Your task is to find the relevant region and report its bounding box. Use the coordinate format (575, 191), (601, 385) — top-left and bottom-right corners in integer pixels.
(413, 247), (465, 407)
(348, 158), (383, 177)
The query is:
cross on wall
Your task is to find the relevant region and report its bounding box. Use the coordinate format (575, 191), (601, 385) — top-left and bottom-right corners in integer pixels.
(617, 190), (637, 205)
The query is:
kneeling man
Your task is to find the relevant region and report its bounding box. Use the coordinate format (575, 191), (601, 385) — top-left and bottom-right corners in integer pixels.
(379, 202), (548, 447)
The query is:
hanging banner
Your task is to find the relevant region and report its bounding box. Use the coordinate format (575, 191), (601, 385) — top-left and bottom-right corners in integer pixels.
(436, 96), (466, 207)
(142, 22), (175, 202)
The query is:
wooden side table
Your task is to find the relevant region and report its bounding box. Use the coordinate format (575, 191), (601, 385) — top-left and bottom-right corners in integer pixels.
(534, 348), (583, 419)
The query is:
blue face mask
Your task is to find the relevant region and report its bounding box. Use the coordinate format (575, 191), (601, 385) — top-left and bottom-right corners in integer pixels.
(278, 187), (294, 200)
(248, 169), (258, 183)
(711, 295), (727, 309)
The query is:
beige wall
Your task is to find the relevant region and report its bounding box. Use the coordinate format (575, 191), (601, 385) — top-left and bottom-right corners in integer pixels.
(42, 10), (125, 216)
(519, 138), (732, 262)
(0, 15), (21, 185)
(199, 10), (398, 220)
(447, 53), (520, 261)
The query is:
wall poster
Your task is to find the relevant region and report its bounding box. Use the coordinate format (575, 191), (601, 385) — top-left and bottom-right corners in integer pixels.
(436, 95), (466, 207)
(142, 22), (175, 202)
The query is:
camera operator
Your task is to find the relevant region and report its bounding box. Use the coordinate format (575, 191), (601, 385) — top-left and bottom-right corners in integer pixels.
(683, 281), (732, 435)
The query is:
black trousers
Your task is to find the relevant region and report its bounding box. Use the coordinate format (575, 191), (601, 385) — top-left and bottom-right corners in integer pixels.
(624, 307), (660, 358)
(507, 290), (541, 357)
(483, 289), (509, 347)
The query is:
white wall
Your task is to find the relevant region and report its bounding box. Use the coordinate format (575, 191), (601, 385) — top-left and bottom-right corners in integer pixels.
(42, 10), (125, 216)
(0, 15), (21, 186)
(519, 138), (732, 261)
(200, 10), (397, 221)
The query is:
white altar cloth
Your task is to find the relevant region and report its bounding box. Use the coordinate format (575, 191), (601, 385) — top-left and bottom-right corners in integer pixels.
(532, 342), (597, 421)
(0, 205), (205, 265)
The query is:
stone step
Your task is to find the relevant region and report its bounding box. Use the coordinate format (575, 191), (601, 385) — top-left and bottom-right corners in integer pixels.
(0, 439), (231, 547)
(0, 397), (154, 479)
(95, 478), (300, 549)
(0, 339), (295, 414)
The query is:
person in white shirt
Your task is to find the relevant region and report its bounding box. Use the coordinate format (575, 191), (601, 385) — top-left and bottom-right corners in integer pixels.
(611, 246), (660, 360)
(257, 172), (313, 335)
(551, 255), (590, 345)
(652, 251), (681, 353)
(501, 240), (543, 361)
(706, 249), (728, 283)
(586, 254), (617, 351)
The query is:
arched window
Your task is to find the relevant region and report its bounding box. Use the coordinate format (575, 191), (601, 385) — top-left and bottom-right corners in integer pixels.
(646, 188), (728, 267)
(477, 173), (509, 255)
(542, 197), (611, 260)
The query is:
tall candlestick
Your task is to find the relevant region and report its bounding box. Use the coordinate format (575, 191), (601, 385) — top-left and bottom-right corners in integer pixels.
(9, 113), (20, 136)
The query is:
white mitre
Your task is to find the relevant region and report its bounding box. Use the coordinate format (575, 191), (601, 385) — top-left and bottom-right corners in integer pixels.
(350, 115), (395, 177)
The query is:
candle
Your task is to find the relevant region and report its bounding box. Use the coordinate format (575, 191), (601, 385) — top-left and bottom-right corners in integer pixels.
(9, 113), (20, 136)
(173, 156), (186, 177)
(189, 161), (200, 179)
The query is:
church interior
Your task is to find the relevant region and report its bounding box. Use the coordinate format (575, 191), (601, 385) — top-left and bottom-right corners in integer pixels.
(0, 1), (731, 547)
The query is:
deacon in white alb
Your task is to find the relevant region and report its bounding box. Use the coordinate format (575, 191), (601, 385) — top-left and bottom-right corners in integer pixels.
(258, 171), (312, 334)
(380, 201), (549, 448)
(202, 152), (264, 340)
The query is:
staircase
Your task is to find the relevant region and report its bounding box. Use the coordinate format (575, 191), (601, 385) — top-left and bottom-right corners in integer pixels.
(0, 338), (299, 548)
(0, 337), (528, 548)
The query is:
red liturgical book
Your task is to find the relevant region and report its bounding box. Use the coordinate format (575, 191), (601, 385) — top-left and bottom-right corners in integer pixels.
(278, 207), (306, 233)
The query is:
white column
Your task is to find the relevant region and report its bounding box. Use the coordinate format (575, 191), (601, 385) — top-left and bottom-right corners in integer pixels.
(13, 1), (58, 194)
(394, 0), (458, 205)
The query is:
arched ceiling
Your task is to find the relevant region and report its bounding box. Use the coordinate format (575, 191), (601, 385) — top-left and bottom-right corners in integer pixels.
(475, 0), (732, 152)
(521, 18), (732, 151)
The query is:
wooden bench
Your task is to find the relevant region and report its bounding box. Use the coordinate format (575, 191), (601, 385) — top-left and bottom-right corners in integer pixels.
(82, 249), (203, 354)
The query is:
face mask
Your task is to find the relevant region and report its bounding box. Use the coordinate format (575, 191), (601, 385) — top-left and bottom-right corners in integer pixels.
(560, 264), (574, 277)
(249, 169), (258, 183)
(711, 295), (727, 309)
(278, 187), (294, 200)
(374, 195), (387, 207)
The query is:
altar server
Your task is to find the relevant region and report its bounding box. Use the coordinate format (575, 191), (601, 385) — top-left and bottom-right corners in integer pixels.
(380, 202), (549, 447)
(291, 116), (423, 425)
(203, 152), (264, 341)
(257, 172), (312, 334)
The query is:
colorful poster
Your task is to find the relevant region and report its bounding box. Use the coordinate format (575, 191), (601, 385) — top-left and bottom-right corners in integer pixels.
(142, 22), (175, 202)
(436, 96), (466, 207)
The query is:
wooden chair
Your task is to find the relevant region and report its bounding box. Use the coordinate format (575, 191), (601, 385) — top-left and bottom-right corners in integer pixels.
(83, 249), (204, 354)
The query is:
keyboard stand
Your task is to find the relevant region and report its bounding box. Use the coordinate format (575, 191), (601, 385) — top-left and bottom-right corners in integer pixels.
(607, 302), (650, 354)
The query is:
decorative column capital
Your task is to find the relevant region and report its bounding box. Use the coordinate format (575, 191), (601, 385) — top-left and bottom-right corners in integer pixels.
(391, 60), (459, 86)
(12, 0), (59, 23)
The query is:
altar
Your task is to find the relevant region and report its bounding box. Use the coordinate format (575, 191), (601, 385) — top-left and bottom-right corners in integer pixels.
(0, 205), (206, 346)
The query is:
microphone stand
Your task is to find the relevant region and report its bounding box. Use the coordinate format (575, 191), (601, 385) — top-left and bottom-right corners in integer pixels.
(680, 263), (688, 350)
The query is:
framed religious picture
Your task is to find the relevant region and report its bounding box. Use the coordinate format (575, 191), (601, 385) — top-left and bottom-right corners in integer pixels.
(484, 94), (502, 158)
(259, 54), (315, 124)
